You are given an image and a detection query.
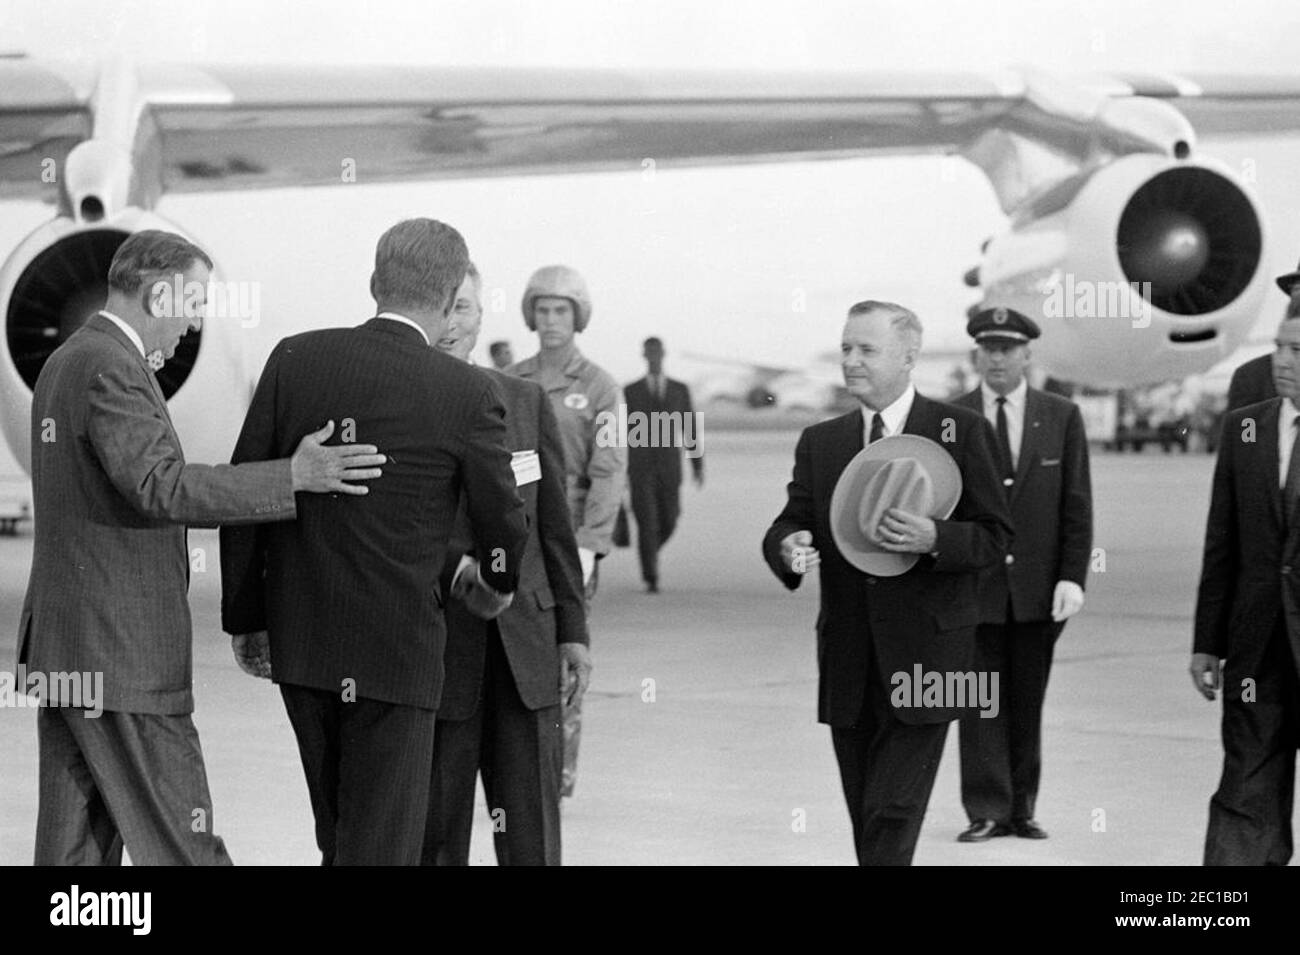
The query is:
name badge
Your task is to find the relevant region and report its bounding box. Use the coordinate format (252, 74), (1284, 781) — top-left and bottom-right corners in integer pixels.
(511, 450), (542, 486)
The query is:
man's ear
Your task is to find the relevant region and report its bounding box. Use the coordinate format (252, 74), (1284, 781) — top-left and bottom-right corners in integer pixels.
(141, 283), (163, 319)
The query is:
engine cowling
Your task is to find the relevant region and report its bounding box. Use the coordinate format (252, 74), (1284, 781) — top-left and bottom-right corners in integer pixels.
(976, 153), (1268, 388)
(0, 209), (249, 473)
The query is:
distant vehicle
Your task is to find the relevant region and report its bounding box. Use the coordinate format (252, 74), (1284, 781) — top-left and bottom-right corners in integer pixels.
(1113, 414), (1191, 453)
(0, 478), (30, 534)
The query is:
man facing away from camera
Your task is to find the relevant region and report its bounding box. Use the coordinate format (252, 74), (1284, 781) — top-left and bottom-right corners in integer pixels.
(20, 229), (383, 865)
(221, 219), (527, 865)
(762, 300), (1011, 865)
(423, 264), (590, 865)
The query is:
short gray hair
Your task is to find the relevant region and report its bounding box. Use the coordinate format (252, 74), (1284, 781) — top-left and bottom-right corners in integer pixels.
(107, 230), (212, 295)
(370, 218), (469, 314)
(847, 299), (923, 348)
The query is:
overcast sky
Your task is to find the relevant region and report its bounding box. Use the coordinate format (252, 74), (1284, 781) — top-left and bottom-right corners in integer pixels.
(3, 0), (1300, 380)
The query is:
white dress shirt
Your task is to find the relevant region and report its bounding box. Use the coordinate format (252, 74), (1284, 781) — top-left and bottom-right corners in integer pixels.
(375, 311), (430, 346)
(1280, 398), (1300, 488)
(980, 377), (1027, 469)
(97, 310), (145, 358)
(861, 383), (917, 445)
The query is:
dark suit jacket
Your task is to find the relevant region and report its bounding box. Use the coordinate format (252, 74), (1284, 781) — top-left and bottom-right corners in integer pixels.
(953, 387), (1093, 623)
(436, 369), (589, 719)
(1194, 398), (1300, 701)
(623, 375), (703, 485)
(220, 319), (528, 711)
(1226, 354), (1276, 412)
(762, 393), (1013, 726)
(18, 314), (295, 715)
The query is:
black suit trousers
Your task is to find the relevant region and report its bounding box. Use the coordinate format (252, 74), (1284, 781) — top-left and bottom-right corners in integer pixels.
(630, 469), (681, 584)
(958, 618), (1063, 822)
(280, 683), (435, 865)
(1204, 622), (1300, 865)
(829, 654), (950, 866)
(423, 627), (562, 866)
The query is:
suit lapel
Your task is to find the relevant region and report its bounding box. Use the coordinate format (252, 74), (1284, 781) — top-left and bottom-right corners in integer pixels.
(901, 392), (939, 440)
(829, 408), (865, 485)
(1011, 389), (1042, 503)
(86, 315), (176, 430)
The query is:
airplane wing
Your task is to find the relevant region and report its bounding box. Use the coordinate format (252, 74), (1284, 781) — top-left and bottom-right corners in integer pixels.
(6, 58), (1300, 208)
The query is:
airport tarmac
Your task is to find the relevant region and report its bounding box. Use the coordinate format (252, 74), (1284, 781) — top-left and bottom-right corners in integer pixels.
(0, 430), (1261, 865)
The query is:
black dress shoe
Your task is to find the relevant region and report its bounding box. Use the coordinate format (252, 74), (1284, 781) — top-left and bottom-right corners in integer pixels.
(1012, 818), (1049, 839)
(646, 580), (659, 594)
(957, 819), (1011, 842)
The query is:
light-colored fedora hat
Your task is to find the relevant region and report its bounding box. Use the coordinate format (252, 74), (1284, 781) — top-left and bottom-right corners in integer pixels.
(830, 434), (962, 577)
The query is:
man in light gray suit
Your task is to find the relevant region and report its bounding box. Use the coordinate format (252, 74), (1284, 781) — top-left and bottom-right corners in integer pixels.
(17, 230), (384, 866)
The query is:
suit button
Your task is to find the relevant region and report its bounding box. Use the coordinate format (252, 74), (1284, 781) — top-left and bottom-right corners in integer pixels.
(866, 578), (877, 586)
(1005, 554), (1015, 566)
(1284, 565), (1292, 576)
(1003, 477), (1014, 487)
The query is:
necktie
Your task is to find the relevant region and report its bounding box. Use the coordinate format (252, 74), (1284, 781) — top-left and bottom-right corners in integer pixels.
(1285, 417), (1300, 528)
(995, 396), (1014, 480)
(869, 412), (884, 444)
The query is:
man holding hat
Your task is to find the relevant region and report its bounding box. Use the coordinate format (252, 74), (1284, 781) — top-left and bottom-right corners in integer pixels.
(953, 306), (1093, 843)
(762, 300), (1012, 865)
(509, 264), (626, 798)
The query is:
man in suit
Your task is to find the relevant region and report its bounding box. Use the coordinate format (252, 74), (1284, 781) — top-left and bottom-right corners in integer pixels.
(422, 265), (590, 866)
(1225, 269), (1300, 412)
(1193, 309), (1300, 865)
(1227, 354), (1276, 412)
(762, 300), (1012, 865)
(624, 337), (703, 593)
(221, 219), (528, 865)
(953, 307), (1093, 843)
(18, 229), (384, 865)
(508, 265), (626, 797)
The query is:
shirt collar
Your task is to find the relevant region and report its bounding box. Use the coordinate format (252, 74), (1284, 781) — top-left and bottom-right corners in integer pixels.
(1282, 397), (1300, 432)
(981, 377), (1026, 409)
(375, 311), (430, 346)
(863, 383), (916, 438)
(97, 310), (145, 358)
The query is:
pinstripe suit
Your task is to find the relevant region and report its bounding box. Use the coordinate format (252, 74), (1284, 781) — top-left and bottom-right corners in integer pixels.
(18, 313), (295, 865)
(221, 318), (528, 865)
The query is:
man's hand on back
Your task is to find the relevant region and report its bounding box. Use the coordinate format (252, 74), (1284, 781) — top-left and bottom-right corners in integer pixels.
(290, 420), (386, 495)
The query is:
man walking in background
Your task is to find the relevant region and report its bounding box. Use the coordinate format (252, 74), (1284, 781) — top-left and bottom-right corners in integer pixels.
(624, 336), (703, 593)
